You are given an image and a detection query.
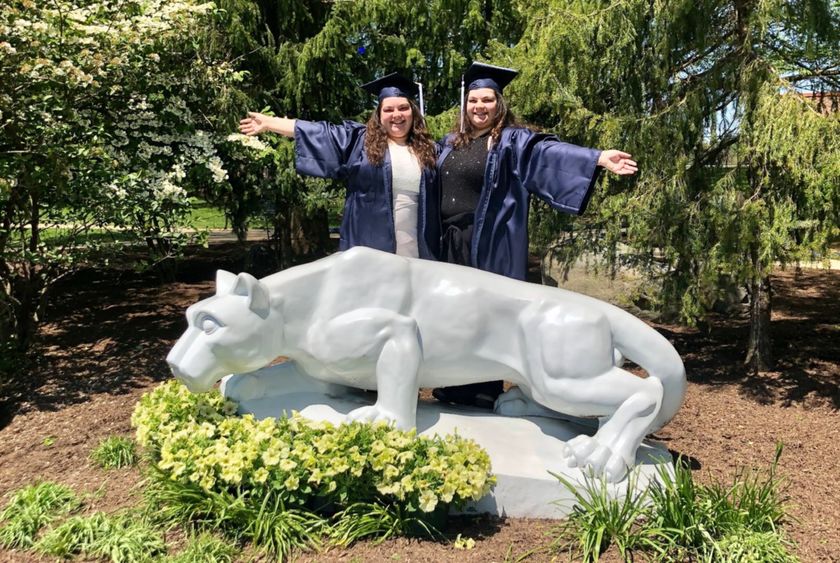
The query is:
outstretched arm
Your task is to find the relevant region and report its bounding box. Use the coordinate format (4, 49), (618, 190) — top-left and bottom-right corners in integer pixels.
(239, 112), (296, 138)
(597, 150), (638, 176)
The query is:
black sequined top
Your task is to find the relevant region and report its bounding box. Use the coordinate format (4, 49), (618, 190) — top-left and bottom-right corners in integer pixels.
(440, 134), (490, 219)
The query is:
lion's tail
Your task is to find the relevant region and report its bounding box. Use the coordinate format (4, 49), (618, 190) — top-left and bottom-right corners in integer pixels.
(602, 303), (687, 432)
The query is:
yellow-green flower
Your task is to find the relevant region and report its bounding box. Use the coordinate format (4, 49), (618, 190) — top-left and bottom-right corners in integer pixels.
(278, 458), (297, 471)
(419, 490), (439, 512)
(262, 447), (280, 466)
(287, 474), (301, 489)
(376, 482), (400, 496)
(252, 467), (269, 484)
(383, 464), (400, 480)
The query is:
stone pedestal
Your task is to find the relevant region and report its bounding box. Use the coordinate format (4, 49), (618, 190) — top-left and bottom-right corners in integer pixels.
(221, 363), (673, 519)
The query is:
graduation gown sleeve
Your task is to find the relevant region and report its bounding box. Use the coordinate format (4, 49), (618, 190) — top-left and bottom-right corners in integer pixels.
(294, 120), (366, 179)
(469, 127), (603, 279)
(506, 128), (602, 215)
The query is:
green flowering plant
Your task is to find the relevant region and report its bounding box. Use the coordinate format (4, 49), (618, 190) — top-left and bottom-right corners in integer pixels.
(132, 381), (495, 517)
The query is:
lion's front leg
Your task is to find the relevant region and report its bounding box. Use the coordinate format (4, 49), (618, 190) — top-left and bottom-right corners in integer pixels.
(306, 308), (421, 430)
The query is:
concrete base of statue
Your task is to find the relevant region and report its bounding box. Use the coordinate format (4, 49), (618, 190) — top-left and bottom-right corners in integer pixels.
(221, 363), (674, 519)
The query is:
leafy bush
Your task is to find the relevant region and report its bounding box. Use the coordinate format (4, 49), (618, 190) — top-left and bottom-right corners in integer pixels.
(133, 381), (494, 514)
(551, 469), (662, 561)
(132, 380), (495, 557)
(0, 481), (79, 548)
(91, 436), (138, 469)
(0, 0), (236, 352)
(552, 445), (797, 562)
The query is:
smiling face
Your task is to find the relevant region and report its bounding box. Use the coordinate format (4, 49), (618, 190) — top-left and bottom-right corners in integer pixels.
(379, 96), (414, 142)
(466, 87), (498, 133)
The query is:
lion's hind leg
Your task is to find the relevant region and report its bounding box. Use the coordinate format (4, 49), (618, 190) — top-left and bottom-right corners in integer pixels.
(560, 368), (663, 482)
(523, 307), (663, 482)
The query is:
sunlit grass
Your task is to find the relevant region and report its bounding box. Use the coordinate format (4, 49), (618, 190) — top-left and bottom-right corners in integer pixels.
(186, 198), (228, 230)
(90, 436), (138, 469)
(0, 482), (80, 549)
(550, 444), (796, 562)
(35, 510), (165, 561)
(164, 531), (239, 563)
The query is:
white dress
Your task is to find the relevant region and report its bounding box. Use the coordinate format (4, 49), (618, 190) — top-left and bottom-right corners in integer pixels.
(388, 140), (422, 258)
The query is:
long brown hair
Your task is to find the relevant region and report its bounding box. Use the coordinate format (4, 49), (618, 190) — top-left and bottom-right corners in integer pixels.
(364, 98), (437, 170)
(448, 89), (521, 149)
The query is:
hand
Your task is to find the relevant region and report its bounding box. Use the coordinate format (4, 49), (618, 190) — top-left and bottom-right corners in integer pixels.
(598, 150), (638, 176)
(239, 112), (269, 136)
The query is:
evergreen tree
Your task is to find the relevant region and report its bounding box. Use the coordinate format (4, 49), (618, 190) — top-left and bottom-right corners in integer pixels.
(507, 0), (840, 372)
(211, 0), (522, 264)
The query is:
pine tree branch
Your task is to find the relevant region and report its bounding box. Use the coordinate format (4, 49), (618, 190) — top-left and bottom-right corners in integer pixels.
(760, 36), (840, 87)
(698, 134), (740, 167)
(670, 30), (736, 78)
(785, 68), (840, 84)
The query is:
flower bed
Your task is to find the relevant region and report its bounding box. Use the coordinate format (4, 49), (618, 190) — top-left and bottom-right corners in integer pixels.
(132, 380), (495, 518)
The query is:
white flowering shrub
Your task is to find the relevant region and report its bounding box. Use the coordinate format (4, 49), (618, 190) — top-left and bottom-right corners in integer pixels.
(213, 128), (342, 265)
(132, 381), (495, 516)
(0, 0), (238, 352)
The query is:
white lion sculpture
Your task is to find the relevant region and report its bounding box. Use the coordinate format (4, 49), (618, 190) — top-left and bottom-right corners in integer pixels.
(167, 247), (686, 482)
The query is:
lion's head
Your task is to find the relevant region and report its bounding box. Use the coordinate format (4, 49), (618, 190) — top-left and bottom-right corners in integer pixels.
(166, 270), (283, 393)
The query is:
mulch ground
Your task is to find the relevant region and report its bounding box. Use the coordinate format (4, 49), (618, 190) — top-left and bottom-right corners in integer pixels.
(0, 244), (838, 562)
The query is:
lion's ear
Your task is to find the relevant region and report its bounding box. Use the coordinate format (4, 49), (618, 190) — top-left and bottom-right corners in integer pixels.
(216, 270), (237, 295)
(232, 272), (271, 319)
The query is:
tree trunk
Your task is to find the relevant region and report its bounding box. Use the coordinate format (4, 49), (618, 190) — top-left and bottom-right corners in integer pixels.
(12, 278), (38, 352)
(230, 179), (250, 244)
(745, 273), (773, 373)
(290, 207), (330, 259)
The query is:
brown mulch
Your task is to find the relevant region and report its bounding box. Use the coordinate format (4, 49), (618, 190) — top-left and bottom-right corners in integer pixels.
(0, 245), (838, 562)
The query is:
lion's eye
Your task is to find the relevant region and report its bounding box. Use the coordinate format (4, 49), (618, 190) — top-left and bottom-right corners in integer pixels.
(199, 315), (221, 335)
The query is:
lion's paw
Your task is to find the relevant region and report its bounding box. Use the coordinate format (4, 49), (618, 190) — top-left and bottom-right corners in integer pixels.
(493, 387), (531, 416)
(220, 373), (266, 403)
(562, 435), (630, 483)
(494, 387), (558, 418)
(347, 405), (398, 426)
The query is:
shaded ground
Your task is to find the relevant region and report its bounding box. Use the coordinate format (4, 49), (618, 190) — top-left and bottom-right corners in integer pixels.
(0, 245), (838, 562)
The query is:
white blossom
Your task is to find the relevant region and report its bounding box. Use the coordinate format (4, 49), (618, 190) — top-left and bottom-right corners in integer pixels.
(206, 155), (228, 183)
(225, 133), (268, 151)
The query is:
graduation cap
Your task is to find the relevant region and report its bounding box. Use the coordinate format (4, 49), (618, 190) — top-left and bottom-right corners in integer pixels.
(464, 62), (519, 94)
(460, 62), (519, 132)
(361, 72), (425, 114)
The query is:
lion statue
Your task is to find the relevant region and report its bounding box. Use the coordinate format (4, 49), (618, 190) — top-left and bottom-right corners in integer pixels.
(167, 247), (685, 482)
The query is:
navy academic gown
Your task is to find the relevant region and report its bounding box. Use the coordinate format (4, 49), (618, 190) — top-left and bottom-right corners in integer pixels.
(295, 120), (440, 260)
(437, 127), (601, 280)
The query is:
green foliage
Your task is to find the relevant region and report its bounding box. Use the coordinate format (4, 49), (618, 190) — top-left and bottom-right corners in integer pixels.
(330, 501), (446, 546)
(648, 445), (795, 561)
(35, 510), (166, 562)
(133, 380), (494, 557)
(0, 0), (239, 352)
(506, 0), (840, 365)
(550, 469), (661, 562)
(143, 464), (326, 557)
(243, 494), (326, 558)
(91, 436), (138, 469)
(133, 381), (494, 514)
(551, 446), (797, 562)
(165, 531), (238, 563)
(0, 481), (79, 549)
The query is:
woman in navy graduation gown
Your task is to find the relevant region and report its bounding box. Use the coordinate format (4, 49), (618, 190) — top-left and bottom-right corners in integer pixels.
(432, 62), (638, 408)
(239, 73), (440, 260)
